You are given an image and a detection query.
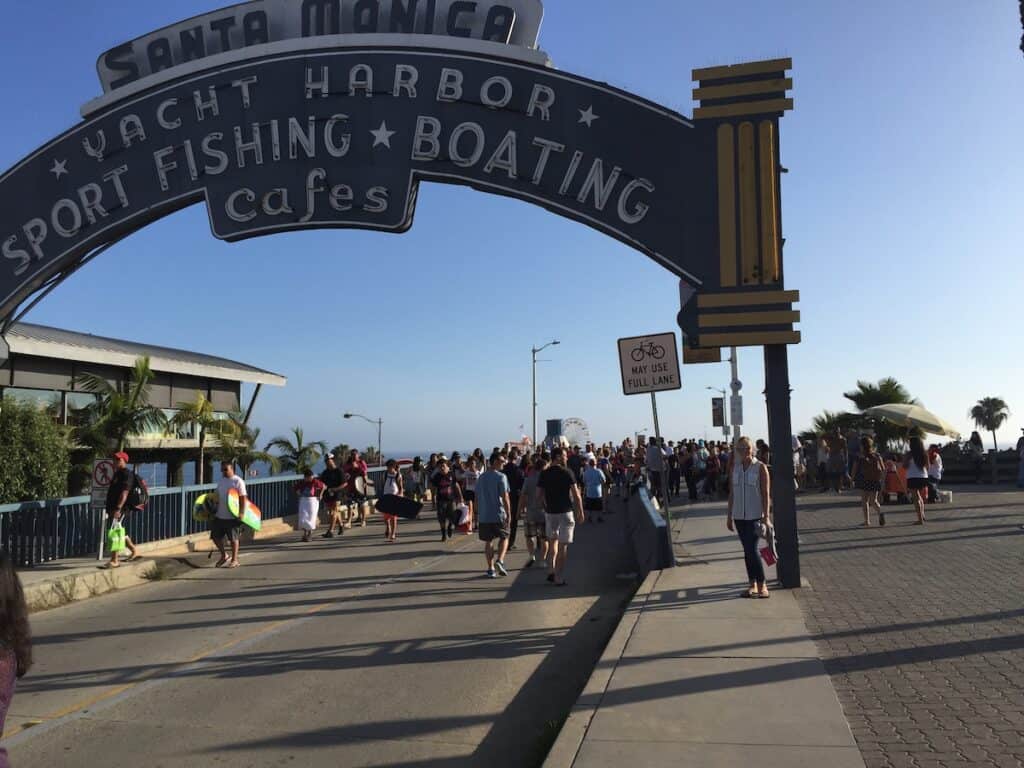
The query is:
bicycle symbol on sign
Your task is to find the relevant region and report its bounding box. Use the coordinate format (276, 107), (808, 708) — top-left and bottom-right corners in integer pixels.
(630, 341), (666, 362)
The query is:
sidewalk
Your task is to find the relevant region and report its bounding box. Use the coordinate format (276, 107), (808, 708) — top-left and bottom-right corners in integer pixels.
(546, 499), (864, 768)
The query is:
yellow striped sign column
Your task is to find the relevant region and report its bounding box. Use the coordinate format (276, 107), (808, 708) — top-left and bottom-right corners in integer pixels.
(692, 59), (793, 290)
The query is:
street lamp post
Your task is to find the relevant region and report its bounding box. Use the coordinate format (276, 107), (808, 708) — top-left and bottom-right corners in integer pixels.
(531, 340), (560, 447)
(343, 413), (383, 466)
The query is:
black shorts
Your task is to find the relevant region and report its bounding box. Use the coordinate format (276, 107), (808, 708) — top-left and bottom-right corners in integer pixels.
(584, 497), (603, 512)
(478, 522), (509, 542)
(463, 490), (476, 503)
(907, 477), (929, 490)
(323, 492), (340, 506)
(210, 517), (242, 542)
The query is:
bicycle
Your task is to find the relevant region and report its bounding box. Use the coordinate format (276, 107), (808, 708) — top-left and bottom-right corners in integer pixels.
(630, 341), (666, 362)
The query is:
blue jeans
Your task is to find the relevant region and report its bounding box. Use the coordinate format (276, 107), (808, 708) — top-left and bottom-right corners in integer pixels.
(734, 518), (766, 585)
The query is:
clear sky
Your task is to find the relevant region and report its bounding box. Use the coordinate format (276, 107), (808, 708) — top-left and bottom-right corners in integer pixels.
(1, 1), (1021, 453)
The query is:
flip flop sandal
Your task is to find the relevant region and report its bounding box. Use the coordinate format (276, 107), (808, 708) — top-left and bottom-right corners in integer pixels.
(758, 591), (771, 599)
(226, 560), (241, 568)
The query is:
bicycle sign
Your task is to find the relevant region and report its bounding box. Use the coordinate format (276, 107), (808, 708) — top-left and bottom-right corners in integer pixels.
(617, 333), (682, 396)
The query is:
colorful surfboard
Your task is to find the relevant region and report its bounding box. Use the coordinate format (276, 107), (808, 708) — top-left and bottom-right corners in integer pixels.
(227, 488), (262, 531)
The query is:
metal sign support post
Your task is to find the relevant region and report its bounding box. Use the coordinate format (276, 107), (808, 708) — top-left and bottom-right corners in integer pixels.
(764, 344), (799, 588)
(650, 391), (668, 517)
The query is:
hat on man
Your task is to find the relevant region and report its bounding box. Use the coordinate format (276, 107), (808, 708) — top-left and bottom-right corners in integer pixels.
(113, 451), (130, 462)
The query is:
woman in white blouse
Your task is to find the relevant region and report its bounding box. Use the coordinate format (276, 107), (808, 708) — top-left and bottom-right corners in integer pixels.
(727, 437), (772, 599)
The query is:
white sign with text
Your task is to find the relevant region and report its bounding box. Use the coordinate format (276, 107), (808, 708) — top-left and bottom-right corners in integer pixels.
(618, 333), (682, 396)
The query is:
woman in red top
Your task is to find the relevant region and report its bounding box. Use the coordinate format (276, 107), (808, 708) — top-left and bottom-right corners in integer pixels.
(344, 450), (370, 527)
(0, 551), (32, 768)
(295, 469), (326, 542)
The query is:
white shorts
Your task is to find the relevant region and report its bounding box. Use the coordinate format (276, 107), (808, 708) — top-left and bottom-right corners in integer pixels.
(545, 512), (575, 544)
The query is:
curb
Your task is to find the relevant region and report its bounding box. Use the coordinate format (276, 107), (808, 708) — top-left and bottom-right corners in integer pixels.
(23, 555), (195, 613)
(542, 568), (662, 768)
(23, 515), (300, 613)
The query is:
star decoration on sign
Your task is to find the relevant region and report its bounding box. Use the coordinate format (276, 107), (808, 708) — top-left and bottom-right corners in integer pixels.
(578, 106), (599, 128)
(50, 159), (69, 179)
(370, 121), (396, 149)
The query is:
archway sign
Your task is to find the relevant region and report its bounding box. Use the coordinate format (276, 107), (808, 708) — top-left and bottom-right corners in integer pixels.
(0, 0), (802, 587)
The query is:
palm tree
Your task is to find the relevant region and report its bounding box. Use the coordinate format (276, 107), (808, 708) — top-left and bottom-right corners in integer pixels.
(843, 377), (916, 411)
(265, 427), (328, 474)
(970, 397), (1010, 451)
(843, 377), (917, 451)
(74, 356), (167, 454)
(330, 443), (351, 462)
(214, 414), (280, 478)
(168, 392), (222, 484)
(809, 410), (859, 437)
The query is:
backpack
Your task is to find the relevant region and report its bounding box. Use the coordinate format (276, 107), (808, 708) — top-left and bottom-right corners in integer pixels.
(125, 471), (149, 511)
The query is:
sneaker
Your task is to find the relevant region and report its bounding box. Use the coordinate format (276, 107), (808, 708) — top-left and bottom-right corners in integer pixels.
(495, 560), (508, 576)
(525, 556), (535, 568)
(486, 569), (497, 579)
(878, 512), (886, 527)
(322, 531), (334, 539)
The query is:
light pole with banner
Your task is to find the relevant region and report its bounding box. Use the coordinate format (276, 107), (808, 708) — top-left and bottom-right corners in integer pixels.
(343, 413), (383, 467)
(531, 340), (560, 447)
(707, 386), (729, 437)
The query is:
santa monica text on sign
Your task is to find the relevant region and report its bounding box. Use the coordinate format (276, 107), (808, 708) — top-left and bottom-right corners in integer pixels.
(97, 0), (544, 93)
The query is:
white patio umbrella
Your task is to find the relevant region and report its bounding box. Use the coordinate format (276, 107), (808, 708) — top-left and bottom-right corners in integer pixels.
(863, 404), (961, 440)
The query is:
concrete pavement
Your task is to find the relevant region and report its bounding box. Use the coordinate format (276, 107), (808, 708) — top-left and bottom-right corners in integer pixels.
(546, 498), (864, 768)
(3, 507), (635, 767)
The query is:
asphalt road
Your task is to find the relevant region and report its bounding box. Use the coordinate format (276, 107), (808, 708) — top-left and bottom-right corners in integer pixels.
(4, 505), (635, 767)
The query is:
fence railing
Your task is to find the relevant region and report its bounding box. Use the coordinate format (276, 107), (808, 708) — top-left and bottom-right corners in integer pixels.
(0, 467), (388, 568)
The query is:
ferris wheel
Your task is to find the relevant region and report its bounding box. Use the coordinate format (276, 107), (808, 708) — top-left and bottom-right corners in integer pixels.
(561, 417), (592, 448)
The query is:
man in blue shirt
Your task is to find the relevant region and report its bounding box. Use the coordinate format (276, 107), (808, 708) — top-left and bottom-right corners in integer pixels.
(476, 454), (512, 578)
(582, 458), (606, 524)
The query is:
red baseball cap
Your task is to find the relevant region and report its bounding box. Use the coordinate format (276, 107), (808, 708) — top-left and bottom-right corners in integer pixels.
(113, 451), (130, 462)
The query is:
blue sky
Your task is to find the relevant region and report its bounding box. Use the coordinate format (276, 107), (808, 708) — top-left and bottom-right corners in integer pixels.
(1, 1), (1021, 453)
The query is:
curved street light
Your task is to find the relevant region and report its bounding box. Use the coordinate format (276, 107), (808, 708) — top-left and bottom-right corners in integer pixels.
(531, 340), (561, 446)
(343, 412), (383, 466)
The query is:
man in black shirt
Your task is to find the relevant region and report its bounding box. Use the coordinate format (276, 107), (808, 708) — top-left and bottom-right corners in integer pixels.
(536, 447), (584, 587)
(105, 451), (140, 566)
(567, 446), (585, 487)
(319, 454), (347, 539)
(501, 449), (525, 550)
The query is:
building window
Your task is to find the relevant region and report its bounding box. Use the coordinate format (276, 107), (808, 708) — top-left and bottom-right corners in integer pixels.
(163, 409), (194, 439)
(65, 392), (99, 427)
(3, 388), (62, 422)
